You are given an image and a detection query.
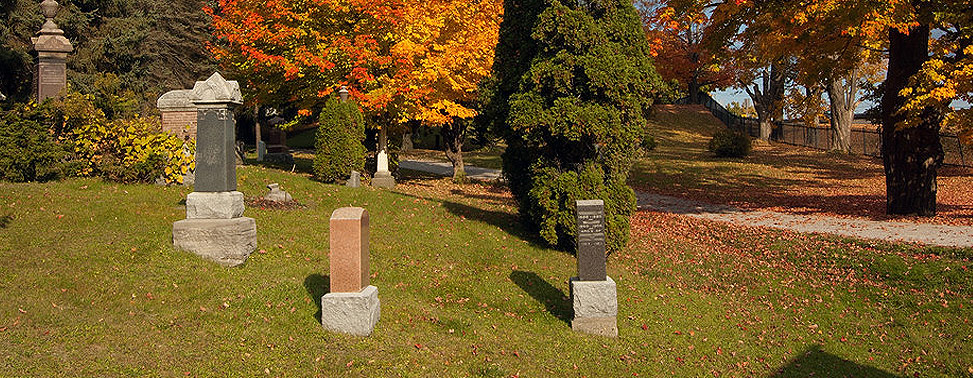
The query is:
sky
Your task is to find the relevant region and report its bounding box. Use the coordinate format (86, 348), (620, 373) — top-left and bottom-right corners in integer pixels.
(710, 88), (969, 116)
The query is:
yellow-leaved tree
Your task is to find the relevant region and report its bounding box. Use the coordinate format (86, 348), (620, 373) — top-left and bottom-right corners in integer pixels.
(385, 0), (503, 179)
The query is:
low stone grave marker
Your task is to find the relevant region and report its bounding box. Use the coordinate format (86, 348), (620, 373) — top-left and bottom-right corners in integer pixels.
(321, 207), (380, 336)
(569, 199), (618, 337)
(346, 171), (361, 188)
(264, 183), (292, 203)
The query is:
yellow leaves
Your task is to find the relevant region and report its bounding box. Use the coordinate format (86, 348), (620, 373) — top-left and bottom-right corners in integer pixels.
(373, 0), (502, 128)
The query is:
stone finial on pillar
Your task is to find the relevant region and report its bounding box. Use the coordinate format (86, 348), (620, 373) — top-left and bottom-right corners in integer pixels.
(172, 72), (256, 267)
(321, 207), (380, 336)
(339, 86), (349, 103)
(32, 0), (73, 102)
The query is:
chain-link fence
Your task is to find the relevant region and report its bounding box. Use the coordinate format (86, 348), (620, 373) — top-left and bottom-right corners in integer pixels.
(678, 94), (972, 168)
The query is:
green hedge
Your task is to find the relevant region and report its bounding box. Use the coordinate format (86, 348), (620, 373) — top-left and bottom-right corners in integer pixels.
(0, 108), (67, 182)
(313, 98), (365, 182)
(708, 129), (751, 157)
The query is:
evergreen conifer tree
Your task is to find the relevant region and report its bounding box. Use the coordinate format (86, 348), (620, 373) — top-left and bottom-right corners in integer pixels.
(485, 0), (665, 252)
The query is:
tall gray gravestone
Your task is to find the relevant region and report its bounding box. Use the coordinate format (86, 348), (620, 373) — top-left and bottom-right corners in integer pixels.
(171, 73), (257, 267)
(569, 200), (618, 337)
(32, 0), (72, 102)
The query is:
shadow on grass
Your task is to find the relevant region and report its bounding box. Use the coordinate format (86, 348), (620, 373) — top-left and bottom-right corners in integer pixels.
(509, 270), (571, 324)
(772, 345), (900, 378)
(244, 155), (315, 175)
(0, 214), (12, 228)
(439, 200), (550, 251)
(303, 274), (330, 322)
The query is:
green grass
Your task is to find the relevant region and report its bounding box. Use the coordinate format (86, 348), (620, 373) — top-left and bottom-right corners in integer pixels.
(0, 165), (971, 376)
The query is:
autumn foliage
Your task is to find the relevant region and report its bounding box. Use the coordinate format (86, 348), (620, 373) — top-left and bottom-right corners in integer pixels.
(206, 0), (502, 127)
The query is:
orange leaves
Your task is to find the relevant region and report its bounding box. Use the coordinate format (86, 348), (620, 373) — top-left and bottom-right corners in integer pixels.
(209, 0), (501, 126)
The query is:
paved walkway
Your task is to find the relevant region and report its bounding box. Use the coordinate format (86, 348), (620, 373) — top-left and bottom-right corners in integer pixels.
(399, 159), (503, 181)
(401, 159), (973, 248)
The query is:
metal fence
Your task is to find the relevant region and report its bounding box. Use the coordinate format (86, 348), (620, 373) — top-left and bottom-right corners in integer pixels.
(677, 94), (972, 168)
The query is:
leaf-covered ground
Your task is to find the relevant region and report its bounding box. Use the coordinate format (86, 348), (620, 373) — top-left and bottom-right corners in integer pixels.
(632, 105), (973, 226)
(2, 167), (968, 376)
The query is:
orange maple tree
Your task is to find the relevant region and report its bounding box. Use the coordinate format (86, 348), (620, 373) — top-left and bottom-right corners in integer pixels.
(207, 0), (502, 178)
(638, 0), (734, 103)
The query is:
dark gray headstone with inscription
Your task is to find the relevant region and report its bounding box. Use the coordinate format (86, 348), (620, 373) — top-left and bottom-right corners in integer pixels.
(173, 72), (255, 268)
(191, 73), (243, 192)
(576, 199), (606, 281)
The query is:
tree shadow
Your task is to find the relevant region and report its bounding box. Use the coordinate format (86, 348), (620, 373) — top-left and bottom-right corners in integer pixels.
(303, 274), (330, 323)
(509, 270), (571, 324)
(438, 199), (550, 251)
(0, 214), (12, 229)
(771, 345), (901, 378)
(392, 191), (551, 251)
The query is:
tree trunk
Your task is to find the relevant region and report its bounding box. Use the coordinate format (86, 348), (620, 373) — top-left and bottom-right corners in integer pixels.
(688, 79), (701, 104)
(744, 64), (787, 141)
(254, 106), (264, 161)
(402, 133), (414, 151)
(442, 122), (466, 180)
(401, 121), (417, 151)
(826, 75), (855, 153)
(378, 126), (388, 152)
(882, 25), (943, 216)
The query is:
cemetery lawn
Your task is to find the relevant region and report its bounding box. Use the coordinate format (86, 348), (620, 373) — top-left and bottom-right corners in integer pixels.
(1, 167), (971, 376)
(631, 105), (973, 226)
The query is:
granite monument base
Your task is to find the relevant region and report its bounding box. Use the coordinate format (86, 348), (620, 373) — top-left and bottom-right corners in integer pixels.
(172, 217), (256, 267)
(186, 191), (244, 219)
(570, 276), (618, 337)
(321, 285), (380, 336)
(371, 171), (395, 188)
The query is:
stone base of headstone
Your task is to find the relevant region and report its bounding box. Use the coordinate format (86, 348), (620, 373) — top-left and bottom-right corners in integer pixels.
(186, 191), (245, 219)
(321, 285), (380, 336)
(371, 171), (395, 188)
(569, 276), (618, 337)
(172, 217), (257, 267)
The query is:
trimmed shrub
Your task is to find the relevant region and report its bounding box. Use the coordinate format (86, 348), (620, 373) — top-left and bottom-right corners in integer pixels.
(641, 134), (657, 151)
(0, 107), (67, 182)
(313, 97), (366, 182)
(35, 92), (196, 184)
(487, 0), (665, 252)
(708, 129), (751, 157)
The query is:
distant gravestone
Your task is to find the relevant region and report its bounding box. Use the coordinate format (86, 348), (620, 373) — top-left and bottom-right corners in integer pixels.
(569, 200), (618, 337)
(321, 207), (380, 336)
(32, 0), (72, 102)
(371, 150), (395, 188)
(256, 140), (267, 161)
(346, 171), (361, 188)
(157, 89), (198, 140)
(172, 73), (257, 267)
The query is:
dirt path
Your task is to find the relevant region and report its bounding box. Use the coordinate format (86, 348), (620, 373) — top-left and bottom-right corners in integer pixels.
(402, 159), (973, 249)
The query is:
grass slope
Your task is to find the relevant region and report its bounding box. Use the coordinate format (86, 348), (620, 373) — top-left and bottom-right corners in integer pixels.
(633, 105), (973, 225)
(0, 167), (970, 376)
